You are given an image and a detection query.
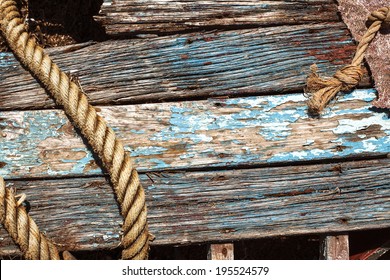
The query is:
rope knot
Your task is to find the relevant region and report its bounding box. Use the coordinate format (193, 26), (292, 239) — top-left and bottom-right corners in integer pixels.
(306, 6), (389, 116)
(305, 64), (363, 116)
(334, 65), (363, 91)
(367, 7), (390, 24)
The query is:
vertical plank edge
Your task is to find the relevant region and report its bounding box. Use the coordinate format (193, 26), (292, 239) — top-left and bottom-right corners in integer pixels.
(207, 243), (234, 260)
(320, 234), (349, 260)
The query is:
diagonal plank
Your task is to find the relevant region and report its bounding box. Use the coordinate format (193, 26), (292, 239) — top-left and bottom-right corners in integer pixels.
(96, 0), (339, 35)
(0, 23), (364, 110)
(1, 158), (389, 255)
(1, 89), (389, 180)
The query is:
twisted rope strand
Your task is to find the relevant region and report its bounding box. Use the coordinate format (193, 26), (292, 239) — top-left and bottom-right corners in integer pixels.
(306, 6), (390, 116)
(0, 177), (60, 260)
(0, 0), (150, 259)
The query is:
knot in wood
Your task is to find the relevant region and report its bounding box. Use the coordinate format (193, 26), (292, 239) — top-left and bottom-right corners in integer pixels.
(333, 65), (363, 92)
(367, 7), (390, 24)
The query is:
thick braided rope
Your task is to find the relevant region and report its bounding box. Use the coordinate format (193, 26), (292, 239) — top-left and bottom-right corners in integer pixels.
(306, 6), (390, 116)
(0, 0), (150, 259)
(0, 177), (61, 259)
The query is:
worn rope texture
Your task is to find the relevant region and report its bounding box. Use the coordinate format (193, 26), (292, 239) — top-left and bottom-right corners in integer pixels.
(0, 177), (61, 259)
(0, 0), (150, 259)
(306, 6), (390, 116)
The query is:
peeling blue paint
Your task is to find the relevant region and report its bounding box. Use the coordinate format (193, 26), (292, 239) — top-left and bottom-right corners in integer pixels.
(149, 159), (170, 169)
(0, 52), (15, 68)
(132, 146), (168, 157)
(130, 129), (146, 135)
(0, 111), (71, 178)
(180, 153), (195, 160)
(268, 149), (335, 163)
(69, 148), (101, 175)
(1, 89), (389, 179)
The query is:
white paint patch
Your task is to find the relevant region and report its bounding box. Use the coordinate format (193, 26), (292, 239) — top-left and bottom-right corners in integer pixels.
(342, 88), (376, 101)
(332, 114), (390, 134)
(362, 140), (377, 152)
(289, 150), (308, 159)
(233, 94), (306, 109)
(180, 153), (195, 159)
(102, 232), (120, 242)
(196, 134), (213, 142)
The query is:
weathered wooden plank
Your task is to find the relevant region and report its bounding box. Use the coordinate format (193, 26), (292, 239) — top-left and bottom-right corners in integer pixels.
(0, 23), (365, 110)
(319, 234), (349, 260)
(1, 158), (389, 256)
(207, 244), (234, 260)
(0, 89), (389, 179)
(96, 0), (339, 36)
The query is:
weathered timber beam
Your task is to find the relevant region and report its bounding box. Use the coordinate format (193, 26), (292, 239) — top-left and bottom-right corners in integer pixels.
(95, 0), (339, 36)
(1, 158), (389, 256)
(0, 89), (388, 179)
(0, 23), (367, 110)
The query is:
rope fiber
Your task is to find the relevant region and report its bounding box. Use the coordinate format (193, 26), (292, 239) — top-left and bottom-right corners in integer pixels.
(306, 6), (390, 116)
(0, 177), (61, 260)
(0, 0), (150, 259)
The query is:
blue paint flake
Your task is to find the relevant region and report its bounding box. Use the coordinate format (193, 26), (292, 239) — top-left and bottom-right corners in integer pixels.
(130, 129), (146, 134)
(180, 153), (195, 160)
(268, 149), (335, 163)
(0, 52), (16, 68)
(131, 146), (168, 157)
(154, 94), (308, 144)
(149, 159), (169, 169)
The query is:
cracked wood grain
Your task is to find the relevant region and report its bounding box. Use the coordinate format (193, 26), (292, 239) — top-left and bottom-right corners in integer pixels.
(96, 0), (339, 36)
(0, 23), (367, 110)
(0, 89), (388, 180)
(1, 158), (389, 256)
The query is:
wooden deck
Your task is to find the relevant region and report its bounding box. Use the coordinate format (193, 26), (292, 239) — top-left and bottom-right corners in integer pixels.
(0, 0), (389, 258)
